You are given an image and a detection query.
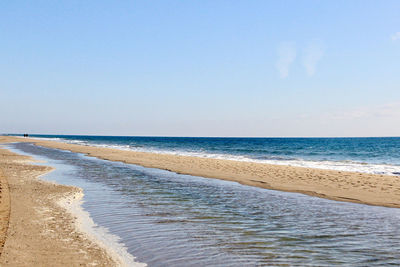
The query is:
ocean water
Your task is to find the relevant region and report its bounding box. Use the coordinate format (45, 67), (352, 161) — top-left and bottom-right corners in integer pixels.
(6, 142), (400, 266)
(19, 134), (400, 175)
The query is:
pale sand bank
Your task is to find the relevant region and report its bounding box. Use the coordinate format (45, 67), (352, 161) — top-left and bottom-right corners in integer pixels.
(0, 157), (10, 256)
(0, 143), (135, 266)
(1, 136), (399, 208)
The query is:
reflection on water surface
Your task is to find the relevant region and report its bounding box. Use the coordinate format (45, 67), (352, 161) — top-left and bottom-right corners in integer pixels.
(10, 143), (400, 266)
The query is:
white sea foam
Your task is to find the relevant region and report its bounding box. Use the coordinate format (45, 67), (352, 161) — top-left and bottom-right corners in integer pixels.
(5, 142), (146, 267)
(135, 149), (400, 175)
(58, 190), (146, 267)
(30, 136), (400, 176)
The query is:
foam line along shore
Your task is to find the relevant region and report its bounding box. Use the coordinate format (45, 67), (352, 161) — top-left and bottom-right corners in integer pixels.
(0, 139), (143, 266)
(2, 136), (400, 208)
(25, 135), (400, 176)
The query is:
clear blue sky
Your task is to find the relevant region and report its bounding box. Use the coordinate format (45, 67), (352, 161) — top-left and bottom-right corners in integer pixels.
(1, 0), (399, 137)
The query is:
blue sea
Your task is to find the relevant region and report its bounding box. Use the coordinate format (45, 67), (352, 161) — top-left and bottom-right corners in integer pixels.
(19, 134), (400, 175)
(4, 136), (400, 266)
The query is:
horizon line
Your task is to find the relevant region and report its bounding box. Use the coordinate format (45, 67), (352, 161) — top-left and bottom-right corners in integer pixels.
(3, 133), (400, 139)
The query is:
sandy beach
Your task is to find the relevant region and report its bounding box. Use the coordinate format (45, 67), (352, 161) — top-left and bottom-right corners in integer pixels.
(0, 141), (122, 266)
(1, 136), (399, 208)
(3, 2), (399, 265)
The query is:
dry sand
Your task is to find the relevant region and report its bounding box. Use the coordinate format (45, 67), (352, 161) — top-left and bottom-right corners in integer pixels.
(0, 143), (119, 266)
(1, 136), (400, 208)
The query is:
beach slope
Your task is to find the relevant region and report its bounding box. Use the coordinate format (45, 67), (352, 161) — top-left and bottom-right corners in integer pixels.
(1, 136), (399, 208)
(0, 144), (119, 266)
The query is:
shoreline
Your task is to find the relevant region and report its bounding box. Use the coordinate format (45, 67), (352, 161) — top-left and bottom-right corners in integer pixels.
(57, 189), (144, 267)
(0, 143), (136, 266)
(25, 137), (400, 176)
(1, 136), (400, 208)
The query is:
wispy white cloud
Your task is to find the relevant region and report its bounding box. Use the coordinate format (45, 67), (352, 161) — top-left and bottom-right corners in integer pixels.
(293, 102), (400, 137)
(303, 102), (400, 121)
(338, 102), (400, 120)
(302, 40), (324, 77)
(391, 32), (400, 41)
(276, 42), (296, 79)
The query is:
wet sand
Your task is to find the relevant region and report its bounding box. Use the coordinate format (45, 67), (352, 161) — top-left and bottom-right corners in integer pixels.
(0, 143), (120, 266)
(1, 136), (399, 208)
